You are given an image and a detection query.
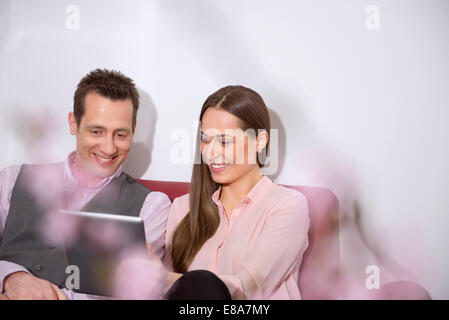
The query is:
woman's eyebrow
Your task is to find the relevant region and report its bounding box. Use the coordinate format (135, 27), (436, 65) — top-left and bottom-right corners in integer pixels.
(201, 131), (234, 137)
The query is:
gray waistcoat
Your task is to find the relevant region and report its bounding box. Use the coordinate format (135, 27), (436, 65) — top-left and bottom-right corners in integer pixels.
(0, 163), (151, 287)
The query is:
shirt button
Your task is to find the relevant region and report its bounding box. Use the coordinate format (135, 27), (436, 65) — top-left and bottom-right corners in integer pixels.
(34, 264), (44, 271)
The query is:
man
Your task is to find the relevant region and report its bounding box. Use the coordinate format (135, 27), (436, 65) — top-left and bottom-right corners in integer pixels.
(0, 69), (171, 299)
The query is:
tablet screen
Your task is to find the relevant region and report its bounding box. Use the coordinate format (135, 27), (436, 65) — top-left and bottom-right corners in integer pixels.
(59, 209), (148, 297)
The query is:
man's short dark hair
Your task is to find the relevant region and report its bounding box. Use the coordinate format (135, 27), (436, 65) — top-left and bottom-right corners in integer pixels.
(74, 68), (140, 129)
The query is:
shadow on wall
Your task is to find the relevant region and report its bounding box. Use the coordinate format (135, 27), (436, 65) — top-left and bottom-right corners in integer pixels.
(0, 1), (12, 54)
(123, 89), (157, 178)
(353, 200), (412, 281)
(266, 108), (286, 182)
(335, 198), (432, 299)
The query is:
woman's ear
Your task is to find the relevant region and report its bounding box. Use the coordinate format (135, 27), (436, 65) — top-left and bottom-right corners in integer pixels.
(256, 130), (269, 152)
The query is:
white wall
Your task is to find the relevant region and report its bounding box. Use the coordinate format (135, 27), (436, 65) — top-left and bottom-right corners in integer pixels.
(1, 0), (448, 299)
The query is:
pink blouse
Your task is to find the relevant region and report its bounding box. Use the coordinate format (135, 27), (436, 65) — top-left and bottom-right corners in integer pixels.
(164, 176), (309, 300)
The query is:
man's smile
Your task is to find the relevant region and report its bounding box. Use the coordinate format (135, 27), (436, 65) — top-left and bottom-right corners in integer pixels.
(92, 152), (118, 166)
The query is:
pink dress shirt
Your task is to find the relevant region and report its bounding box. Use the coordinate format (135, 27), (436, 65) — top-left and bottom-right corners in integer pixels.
(165, 176), (310, 300)
(0, 152), (171, 299)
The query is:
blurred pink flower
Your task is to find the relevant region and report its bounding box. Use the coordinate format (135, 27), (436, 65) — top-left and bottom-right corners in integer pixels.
(113, 246), (168, 300)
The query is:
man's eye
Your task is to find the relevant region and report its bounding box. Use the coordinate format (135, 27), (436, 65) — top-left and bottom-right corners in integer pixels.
(117, 133), (128, 138)
(91, 130), (100, 135)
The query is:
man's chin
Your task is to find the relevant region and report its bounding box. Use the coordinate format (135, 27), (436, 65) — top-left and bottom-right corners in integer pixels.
(89, 165), (119, 180)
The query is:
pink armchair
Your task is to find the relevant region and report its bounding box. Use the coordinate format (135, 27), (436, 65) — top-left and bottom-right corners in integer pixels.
(137, 179), (431, 299)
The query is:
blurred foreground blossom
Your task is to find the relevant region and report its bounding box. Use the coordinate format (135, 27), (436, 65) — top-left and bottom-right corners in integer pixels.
(113, 246), (168, 300)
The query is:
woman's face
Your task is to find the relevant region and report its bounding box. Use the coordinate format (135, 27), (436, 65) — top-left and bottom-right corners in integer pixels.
(200, 107), (262, 185)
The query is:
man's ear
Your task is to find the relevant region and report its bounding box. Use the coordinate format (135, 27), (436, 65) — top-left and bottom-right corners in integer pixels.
(256, 130), (269, 152)
(68, 112), (78, 135)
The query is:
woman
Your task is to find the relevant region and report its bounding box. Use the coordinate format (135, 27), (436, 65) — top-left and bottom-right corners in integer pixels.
(164, 85), (309, 300)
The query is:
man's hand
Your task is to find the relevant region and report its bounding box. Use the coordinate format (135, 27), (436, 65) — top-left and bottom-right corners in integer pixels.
(3, 271), (67, 300)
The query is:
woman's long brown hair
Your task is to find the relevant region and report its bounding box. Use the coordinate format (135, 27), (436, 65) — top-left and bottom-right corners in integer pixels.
(170, 85), (271, 273)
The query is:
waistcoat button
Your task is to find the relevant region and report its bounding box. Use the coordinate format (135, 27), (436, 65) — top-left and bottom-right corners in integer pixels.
(34, 264), (44, 271)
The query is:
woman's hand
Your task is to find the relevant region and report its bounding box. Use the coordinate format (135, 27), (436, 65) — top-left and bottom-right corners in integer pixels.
(113, 245), (168, 300)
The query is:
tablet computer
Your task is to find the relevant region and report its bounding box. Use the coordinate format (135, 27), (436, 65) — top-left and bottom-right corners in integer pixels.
(59, 209), (147, 297)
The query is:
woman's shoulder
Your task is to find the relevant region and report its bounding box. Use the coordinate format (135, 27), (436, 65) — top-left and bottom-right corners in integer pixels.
(271, 183), (308, 207)
(265, 183), (309, 221)
(172, 193), (190, 208)
(165, 193), (190, 243)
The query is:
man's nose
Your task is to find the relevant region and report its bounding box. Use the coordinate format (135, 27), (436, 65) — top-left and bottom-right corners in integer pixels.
(100, 135), (118, 155)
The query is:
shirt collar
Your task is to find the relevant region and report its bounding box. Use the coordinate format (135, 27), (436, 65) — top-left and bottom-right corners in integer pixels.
(64, 151), (123, 189)
(211, 176), (273, 206)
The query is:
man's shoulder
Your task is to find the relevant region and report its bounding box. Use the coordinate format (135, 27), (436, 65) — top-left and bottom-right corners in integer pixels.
(0, 165), (23, 192)
(19, 162), (63, 170)
(17, 162), (65, 180)
(118, 172), (153, 195)
(1, 162), (65, 188)
(0, 164), (22, 177)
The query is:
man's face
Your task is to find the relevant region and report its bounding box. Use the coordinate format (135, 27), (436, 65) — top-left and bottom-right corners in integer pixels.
(69, 91), (135, 180)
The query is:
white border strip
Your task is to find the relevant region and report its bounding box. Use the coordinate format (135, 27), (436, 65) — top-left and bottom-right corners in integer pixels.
(59, 209), (143, 224)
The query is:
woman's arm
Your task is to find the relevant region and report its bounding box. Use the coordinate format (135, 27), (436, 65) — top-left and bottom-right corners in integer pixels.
(165, 271), (183, 293)
(146, 242), (182, 295)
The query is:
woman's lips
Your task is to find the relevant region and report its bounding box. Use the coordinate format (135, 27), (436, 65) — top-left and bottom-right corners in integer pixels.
(210, 163), (230, 173)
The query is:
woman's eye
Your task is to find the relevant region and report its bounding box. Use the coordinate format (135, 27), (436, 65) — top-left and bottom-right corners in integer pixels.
(221, 137), (234, 145)
(201, 135), (210, 142)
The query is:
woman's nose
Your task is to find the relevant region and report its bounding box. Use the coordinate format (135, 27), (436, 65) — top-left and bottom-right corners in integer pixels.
(202, 139), (221, 163)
